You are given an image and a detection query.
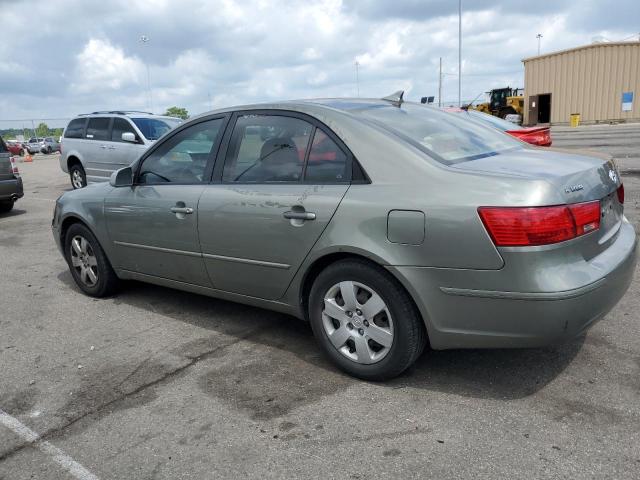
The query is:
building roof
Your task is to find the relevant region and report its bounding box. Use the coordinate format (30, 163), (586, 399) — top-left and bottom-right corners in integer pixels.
(522, 41), (640, 63)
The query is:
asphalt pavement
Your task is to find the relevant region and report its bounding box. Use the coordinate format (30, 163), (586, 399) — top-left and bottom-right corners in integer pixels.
(1, 126), (639, 479)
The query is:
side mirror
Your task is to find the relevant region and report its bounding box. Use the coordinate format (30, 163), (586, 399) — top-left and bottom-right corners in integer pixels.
(109, 166), (133, 187)
(122, 132), (137, 143)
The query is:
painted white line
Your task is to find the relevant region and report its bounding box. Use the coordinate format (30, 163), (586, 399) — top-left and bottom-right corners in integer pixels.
(0, 409), (99, 480)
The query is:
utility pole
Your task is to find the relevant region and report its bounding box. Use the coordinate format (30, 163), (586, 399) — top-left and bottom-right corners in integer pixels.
(458, 0), (462, 106)
(536, 33), (543, 55)
(139, 34), (153, 112)
(438, 57), (443, 107)
(355, 61), (360, 97)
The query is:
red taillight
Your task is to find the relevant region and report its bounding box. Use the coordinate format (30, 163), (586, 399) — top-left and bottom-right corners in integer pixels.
(617, 184), (624, 204)
(508, 129), (552, 146)
(478, 201), (600, 246)
(9, 156), (19, 176)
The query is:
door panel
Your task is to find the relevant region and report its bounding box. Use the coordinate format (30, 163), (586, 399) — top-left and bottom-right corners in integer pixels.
(84, 117), (113, 180)
(528, 95), (539, 126)
(105, 185), (210, 285)
(198, 184), (349, 299)
(104, 116), (227, 286)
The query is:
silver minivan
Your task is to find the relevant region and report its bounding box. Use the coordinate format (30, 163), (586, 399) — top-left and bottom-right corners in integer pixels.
(60, 111), (182, 189)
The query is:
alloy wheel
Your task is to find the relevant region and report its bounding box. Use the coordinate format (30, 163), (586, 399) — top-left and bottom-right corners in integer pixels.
(321, 281), (394, 364)
(70, 235), (98, 287)
(72, 170), (84, 189)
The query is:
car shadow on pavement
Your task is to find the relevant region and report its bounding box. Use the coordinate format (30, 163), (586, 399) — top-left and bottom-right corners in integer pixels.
(56, 271), (585, 412)
(0, 208), (27, 219)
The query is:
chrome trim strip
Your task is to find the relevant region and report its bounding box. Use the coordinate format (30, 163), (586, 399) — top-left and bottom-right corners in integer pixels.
(440, 278), (606, 301)
(114, 241), (290, 269)
(114, 241), (201, 258)
(202, 253), (290, 270)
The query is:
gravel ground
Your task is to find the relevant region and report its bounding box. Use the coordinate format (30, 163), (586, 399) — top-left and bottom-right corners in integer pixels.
(1, 126), (639, 479)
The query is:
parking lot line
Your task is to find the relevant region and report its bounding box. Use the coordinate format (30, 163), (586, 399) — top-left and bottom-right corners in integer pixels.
(0, 409), (100, 480)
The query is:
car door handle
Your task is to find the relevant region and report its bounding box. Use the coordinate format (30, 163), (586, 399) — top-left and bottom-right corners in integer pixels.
(283, 211), (316, 221)
(170, 207), (194, 214)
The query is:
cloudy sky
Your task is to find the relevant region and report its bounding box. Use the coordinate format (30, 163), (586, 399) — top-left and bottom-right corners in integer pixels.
(0, 0), (638, 127)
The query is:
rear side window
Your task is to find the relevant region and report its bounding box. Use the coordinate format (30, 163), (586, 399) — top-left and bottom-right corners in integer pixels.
(222, 115), (312, 183)
(86, 118), (110, 141)
(111, 118), (138, 142)
(64, 118), (87, 139)
(304, 129), (348, 182)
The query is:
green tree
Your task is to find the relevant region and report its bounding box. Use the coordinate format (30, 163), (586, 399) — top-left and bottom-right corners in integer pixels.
(35, 122), (50, 137)
(164, 106), (189, 120)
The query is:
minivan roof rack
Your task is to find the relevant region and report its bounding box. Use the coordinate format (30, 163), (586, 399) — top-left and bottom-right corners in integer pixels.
(77, 110), (155, 116)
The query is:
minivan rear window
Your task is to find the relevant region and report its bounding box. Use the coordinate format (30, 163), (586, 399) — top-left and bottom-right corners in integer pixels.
(64, 118), (87, 139)
(357, 103), (522, 165)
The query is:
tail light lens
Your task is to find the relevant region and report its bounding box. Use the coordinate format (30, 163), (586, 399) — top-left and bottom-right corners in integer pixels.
(508, 130), (552, 146)
(479, 201), (600, 246)
(617, 184), (624, 204)
(9, 156), (19, 176)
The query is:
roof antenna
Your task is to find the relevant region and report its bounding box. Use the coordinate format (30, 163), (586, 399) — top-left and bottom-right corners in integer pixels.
(381, 90), (405, 107)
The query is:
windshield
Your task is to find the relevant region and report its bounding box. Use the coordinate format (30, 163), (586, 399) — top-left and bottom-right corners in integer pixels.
(465, 110), (523, 131)
(358, 103), (522, 165)
(132, 118), (181, 140)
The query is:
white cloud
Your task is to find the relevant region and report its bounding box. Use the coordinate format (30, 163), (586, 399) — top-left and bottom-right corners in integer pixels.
(71, 39), (144, 94)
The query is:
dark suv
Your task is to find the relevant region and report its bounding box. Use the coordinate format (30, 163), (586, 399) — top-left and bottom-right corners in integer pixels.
(0, 137), (23, 213)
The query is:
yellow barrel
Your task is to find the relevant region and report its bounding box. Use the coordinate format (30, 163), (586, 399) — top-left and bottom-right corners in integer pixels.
(570, 113), (581, 127)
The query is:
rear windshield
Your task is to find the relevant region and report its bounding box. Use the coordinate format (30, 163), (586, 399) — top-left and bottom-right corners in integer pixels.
(465, 110), (523, 131)
(358, 103), (522, 165)
(132, 118), (181, 140)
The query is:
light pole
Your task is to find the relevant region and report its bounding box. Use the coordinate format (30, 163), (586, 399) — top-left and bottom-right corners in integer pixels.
(355, 60), (360, 97)
(139, 34), (153, 112)
(536, 33), (543, 55)
(458, 0), (462, 106)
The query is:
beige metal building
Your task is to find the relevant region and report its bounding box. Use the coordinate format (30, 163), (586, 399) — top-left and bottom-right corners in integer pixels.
(522, 42), (640, 125)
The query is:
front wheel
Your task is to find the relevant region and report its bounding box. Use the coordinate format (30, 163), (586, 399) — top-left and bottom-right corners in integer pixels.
(69, 164), (87, 189)
(64, 223), (119, 297)
(0, 200), (14, 213)
(308, 260), (426, 380)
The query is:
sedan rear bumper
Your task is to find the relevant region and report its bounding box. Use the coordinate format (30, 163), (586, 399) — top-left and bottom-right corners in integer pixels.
(0, 177), (24, 201)
(389, 219), (638, 349)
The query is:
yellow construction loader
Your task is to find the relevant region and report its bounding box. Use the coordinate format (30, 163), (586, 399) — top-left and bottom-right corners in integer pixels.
(472, 87), (524, 119)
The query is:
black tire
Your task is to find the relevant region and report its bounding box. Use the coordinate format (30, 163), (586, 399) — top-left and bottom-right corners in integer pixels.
(64, 223), (119, 297)
(69, 163), (87, 189)
(19, 149), (24, 157)
(499, 106), (517, 119)
(0, 200), (14, 213)
(308, 259), (426, 380)
(46, 146), (52, 154)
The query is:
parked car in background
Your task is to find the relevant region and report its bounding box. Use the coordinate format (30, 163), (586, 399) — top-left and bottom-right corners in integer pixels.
(40, 137), (61, 154)
(60, 111), (182, 189)
(0, 137), (24, 213)
(4, 139), (25, 156)
(52, 95), (635, 380)
(446, 107), (552, 146)
(26, 137), (44, 154)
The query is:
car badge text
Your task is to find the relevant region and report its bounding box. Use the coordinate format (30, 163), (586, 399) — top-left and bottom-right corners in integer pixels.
(609, 170), (618, 183)
(565, 184), (584, 193)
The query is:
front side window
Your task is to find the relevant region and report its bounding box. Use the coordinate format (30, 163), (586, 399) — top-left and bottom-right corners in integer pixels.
(111, 118), (139, 142)
(131, 118), (180, 141)
(222, 115), (312, 183)
(86, 118), (110, 141)
(137, 118), (223, 185)
(359, 104), (522, 165)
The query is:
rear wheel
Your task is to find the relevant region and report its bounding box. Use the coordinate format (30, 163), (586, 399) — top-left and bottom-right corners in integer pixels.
(0, 200), (14, 213)
(64, 223), (119, 297)
(308, 259), (426, 380)
(69, 164), (87, 189)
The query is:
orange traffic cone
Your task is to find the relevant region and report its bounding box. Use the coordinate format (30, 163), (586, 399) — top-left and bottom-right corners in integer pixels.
(24, 152), (33, 163)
